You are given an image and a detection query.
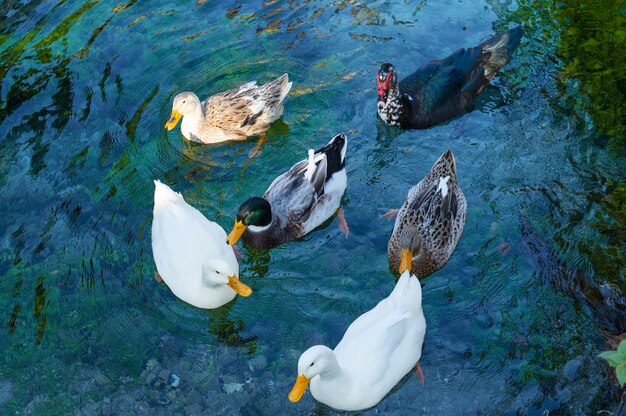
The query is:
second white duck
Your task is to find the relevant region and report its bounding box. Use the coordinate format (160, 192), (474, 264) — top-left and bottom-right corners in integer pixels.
(288, 269), (426, 411)
(151, 180), (251, 309)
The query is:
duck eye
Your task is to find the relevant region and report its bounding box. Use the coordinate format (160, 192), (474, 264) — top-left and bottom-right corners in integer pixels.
(182, 100), (186, 104)
(310, 362), (314, 367)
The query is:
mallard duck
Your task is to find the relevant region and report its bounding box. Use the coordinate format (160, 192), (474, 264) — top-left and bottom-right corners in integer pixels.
(165, 73), (292, 151)
(387, 148), (466, 277)
(226, 133), (349, 249)
(377, 26), (522, 129)
(288, 269), (426, 411)
(151, 180), (251, 309)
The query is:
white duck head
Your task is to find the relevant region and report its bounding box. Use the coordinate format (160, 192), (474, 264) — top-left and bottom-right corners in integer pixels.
(288, 345), (337, 402)
(203, 258), (251, 297)
(165, 92), (202, 130)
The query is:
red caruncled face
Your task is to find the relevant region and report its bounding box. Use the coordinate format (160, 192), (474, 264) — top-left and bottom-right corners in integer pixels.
(377, 72), (392, 98)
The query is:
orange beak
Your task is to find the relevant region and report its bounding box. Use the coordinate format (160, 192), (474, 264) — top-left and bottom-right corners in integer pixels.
(226, 220), (247, 245)
(399, 248), (413, 274)
(288, 374), (310, 403)
(227, 275), (252, 297)
(165, 109), (182, 130)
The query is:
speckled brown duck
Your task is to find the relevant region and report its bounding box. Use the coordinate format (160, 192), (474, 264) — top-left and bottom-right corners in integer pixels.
(165, 74), (292, 153)
(387, 148), (466, 277)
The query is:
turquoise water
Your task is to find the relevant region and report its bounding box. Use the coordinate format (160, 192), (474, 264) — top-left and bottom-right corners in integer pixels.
(1, 0), (625, 414)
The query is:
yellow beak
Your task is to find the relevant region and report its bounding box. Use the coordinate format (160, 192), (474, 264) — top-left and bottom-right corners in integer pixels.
(227, 275), (252, 297)
(226, 220), (247, 245)
(288, 374), (310, 403)
(399, 248), (413, 274)
(165, 109), (182, 130)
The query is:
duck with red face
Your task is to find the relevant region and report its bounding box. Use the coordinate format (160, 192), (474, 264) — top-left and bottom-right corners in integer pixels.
(376, 26), (522, 130)
(376, 63), (403, 127)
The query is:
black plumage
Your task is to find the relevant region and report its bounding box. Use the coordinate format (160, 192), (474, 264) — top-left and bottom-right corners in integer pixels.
(377, 27), (522, 129)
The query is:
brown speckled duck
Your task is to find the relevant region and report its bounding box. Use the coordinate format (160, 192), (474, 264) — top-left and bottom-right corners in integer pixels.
(165, 74), (292, 152)
(386, 149), (466, 277)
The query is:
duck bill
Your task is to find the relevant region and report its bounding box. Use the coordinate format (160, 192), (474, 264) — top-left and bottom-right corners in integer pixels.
(227, 275), (252, 297)
(165, 109), (182, 130)
(399, 248), (413, 274)
(288, 374), (310, 403)
(226, 220), (247, 245)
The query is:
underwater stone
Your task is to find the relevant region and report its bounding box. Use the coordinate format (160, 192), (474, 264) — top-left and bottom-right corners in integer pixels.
(93, 371), (111, 387)
(223, 382), (244, 394)
(248, 355), (267, 372)
(191, 371), (210, 384)
(0, 380), (13, 406)
(158, 369), (172, 383)
(185, 389), (202, 406)
(169, 373), (180, 388)
(145, 358), (159, 371)
(80, 401), (99, 415)
(145, 373), (156, 386)
(563, 358), (582, 382)
(184, 403), (203, 415)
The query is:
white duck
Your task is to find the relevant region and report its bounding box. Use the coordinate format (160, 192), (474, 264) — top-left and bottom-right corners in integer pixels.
(151, 180), (251, 309)
(288, 265), (426, 411)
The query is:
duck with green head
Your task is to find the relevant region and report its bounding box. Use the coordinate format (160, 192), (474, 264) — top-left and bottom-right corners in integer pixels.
(227, 133), (349, 249)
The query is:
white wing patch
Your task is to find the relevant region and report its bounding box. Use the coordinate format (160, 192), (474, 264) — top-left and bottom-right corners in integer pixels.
(304, 149), (316, 181)
(437, 176), (450, 197)
(237, 81), (257, 94)
(247, 99), (265, 114)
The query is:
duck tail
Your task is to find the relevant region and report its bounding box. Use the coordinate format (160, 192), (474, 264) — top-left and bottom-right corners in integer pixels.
(316, 133), (347, 177)
(153, 180), (183, 211)
(264, 73), (292, 103)
(390, 271), (423, 314)
(480, 26), (522, 79)
(428, 148), (458, 181)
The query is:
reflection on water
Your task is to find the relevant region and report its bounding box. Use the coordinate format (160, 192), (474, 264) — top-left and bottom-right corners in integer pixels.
(0, 0), (625, 414)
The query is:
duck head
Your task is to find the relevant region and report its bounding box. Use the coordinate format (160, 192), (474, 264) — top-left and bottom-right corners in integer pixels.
(377, 63), (398, 110)
(165, 92), (201, 130)
(288, 345), (335, 402)
(226, 197), (272, 245)
(204, 259), (252, 297)
(398, 224), (423, 274)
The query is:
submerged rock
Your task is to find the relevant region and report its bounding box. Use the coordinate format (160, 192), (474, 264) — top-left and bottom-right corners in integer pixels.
(169, 373), (180, 388)
(222, 382), (244, 394)
(0, 380), (13, 406)
(563, 358), (582, 382)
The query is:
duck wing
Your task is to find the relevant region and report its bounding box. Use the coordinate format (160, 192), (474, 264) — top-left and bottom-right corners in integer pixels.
(264, 133), (346, 225)
(335, 306), (410, 385)
(201, 75), (291, 137)
(403, 177), (462, 254)
(402, 47), (484, 118)
(402, 27), (521, 124)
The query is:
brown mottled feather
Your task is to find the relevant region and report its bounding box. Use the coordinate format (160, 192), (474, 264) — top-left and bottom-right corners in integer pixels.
(181, 74), (291, 143)
(388, 149), (467, 277)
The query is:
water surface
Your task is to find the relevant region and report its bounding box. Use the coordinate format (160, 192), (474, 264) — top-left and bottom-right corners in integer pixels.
(1, 0), (625, 414)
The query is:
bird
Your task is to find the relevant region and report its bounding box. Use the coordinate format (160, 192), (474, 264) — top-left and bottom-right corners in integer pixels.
(151, 180), (251, 309)
(376, 26), (522, 129)
(165, 74), (292, 156)
(226, 133), (349, 249)
(288, 268), (426, 411)
(386, 148), (466, 278)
